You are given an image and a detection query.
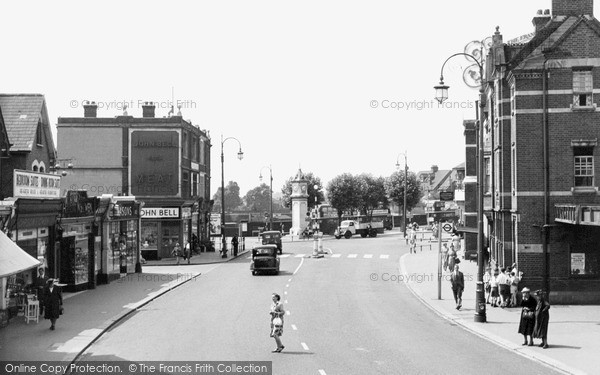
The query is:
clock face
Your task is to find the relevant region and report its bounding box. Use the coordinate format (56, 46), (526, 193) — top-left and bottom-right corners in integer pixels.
(301, 185), (307, 192)
(293, 185), (299, 193)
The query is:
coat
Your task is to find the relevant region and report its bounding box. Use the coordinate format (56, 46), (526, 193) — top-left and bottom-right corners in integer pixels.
(533, 298), (550, 339)
(518, 296), (537, 335)
(450, 271), (464, 291)
(44, 285), (63, 320)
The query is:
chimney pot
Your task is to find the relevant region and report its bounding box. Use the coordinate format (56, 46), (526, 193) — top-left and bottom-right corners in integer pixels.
(142, 101), (156, 118)
(552, 0), (593, 17)
(83, 101), (98, 118)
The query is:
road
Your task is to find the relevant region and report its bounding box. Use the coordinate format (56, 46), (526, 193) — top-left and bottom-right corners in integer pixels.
(79, 232), (561, 375)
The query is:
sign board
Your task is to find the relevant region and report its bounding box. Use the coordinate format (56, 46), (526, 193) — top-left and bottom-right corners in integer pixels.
(439, 191), (455, 201)
(13, 169), (61, 198)
(141, 207), (180, 219)
(210, 213), (221, 235)
(571, 253), (586, 275)
(443, 223), (453, 233)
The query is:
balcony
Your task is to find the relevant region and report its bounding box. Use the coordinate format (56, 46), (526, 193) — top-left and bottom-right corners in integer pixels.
(555, 204), (600, 226)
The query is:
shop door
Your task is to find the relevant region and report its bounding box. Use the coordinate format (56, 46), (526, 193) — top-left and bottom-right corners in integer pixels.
(161, 221), (180, 259)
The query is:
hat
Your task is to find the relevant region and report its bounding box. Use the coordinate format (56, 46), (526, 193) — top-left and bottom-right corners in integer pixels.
(521, 287), (530, 293)
(534, 289), (544, 296)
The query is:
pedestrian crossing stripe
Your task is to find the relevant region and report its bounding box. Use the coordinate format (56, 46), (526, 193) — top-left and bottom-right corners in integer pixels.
(331, 254), (341, 258)
(280, 254), (291, 258)
(380, 254), (389, 259)
(348, 254), (358, 258)
(248, 254), (389, 259)
(295, 254), (305, 258)
(363, 254), (373, 258)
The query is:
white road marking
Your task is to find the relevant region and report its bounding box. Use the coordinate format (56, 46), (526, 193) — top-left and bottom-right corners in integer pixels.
(318, 370), (327, 375)
(293, 257), (305, 275)
(295, 254), (305, 258)
(288, 278), (292, 282)
(331, 254), (341, 258)
(301, 342), (309, 350)
(380, 254), (389, 259)
(286, 310), (290, 315)
(291, 324), (297, 330)
(280, 254), (291, 258)
(284, 291), (288, 295)
(286, 284), (290, 288)
(327, 248), (334, 254)
(363, 254), (373, 259)
(348, 254), (357, 258)
(285, 300), (288, 304)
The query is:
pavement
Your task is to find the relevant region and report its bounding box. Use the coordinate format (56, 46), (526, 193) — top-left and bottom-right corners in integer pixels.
(400, 240), (600, 375)
(0, 247), (249, 365)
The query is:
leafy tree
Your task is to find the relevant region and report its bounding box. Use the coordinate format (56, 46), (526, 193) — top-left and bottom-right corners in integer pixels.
(357, 174), (388, 217)
(326, 173), (364, 221)
(243, 183), (272, 212)
(280, 172), (324, 209)
(212, 181), (243, 212)
(384, 170), (421, 212)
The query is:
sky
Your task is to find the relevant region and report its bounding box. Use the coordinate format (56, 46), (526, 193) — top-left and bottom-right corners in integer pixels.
(2, 0), (592, 198)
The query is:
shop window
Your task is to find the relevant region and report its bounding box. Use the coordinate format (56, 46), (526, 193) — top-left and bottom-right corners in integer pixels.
(572, 69), (593, 109)
(574, 146), (594, 187)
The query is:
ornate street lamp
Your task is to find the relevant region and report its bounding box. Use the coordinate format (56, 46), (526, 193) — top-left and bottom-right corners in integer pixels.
(434, 51), (487, 323)
(396, 151), (408, 239)
(259, 165), (273, 231)
(221, 135), (243, 257)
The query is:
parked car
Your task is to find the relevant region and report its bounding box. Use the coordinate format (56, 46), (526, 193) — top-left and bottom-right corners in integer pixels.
(260, 230), (282, 254)
(250, 245), (280, 275)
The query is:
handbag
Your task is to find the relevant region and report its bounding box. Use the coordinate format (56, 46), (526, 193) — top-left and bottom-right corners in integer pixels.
(523, 310), (534, 319)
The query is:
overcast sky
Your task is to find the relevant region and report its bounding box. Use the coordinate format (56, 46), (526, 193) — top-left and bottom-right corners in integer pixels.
(2, 0), (587, 198)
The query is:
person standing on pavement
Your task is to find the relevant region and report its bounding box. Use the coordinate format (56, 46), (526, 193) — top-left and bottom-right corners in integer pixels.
(44, 278), (62, 331)
(441, 243), (449, 271)
(533, 290), (550, 349)
(509, 271), (520, 307)
(270, 293), (285, 352)
(35, 268), (49, 316)
(497, 267), (509, 307)
(483, 267), (492, 304)
(447, 244), (457, 272)
(490, 269), (500, 307)
(450, 264), (464, 310)
(184, 241), (191, 264)
(172, 243), (182, 265)
(518, 287), (537, 346)
(231, 235), (239, 255)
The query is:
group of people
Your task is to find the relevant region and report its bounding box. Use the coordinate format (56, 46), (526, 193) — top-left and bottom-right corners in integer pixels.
(518, 288), (551, 349)
(484, 265), (521, 308)
(171, 241), (193, 264)
(441, 242), (460, 271)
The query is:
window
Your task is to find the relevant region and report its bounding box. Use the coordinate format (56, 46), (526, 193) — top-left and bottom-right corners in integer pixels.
(192, 136), (198, 161)
(510, 86), (515, 116)
(484, 156), (491, 194)
(574, 146), (594, 187)
(191, 173), (198, 197)
(573, 70), (593, 108)
(182, 132), (189, 159)
(199, 139), (206, 165)
(36, 121), (43, 146)
(511, 146), (516, 195)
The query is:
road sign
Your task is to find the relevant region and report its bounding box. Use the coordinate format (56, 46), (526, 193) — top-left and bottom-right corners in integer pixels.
(442, 223), (453, 233)
(439, 191), (455, 201)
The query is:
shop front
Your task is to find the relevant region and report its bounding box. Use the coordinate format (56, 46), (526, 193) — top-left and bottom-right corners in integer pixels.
(97, 196), (141, 284)
(140, 203), (193, 260)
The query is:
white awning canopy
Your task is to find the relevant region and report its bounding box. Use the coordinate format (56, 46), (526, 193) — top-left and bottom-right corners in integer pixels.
(0, 230), (40, 278)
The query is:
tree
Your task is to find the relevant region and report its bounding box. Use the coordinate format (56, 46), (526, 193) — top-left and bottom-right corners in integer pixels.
(280, 172), (324, 209)
(326, 173), (364, 221)
(357, 174), (388, 217)
(243, 183), (272, 212)
(212, 181), (243, 212)
(384, 170), (421, 212)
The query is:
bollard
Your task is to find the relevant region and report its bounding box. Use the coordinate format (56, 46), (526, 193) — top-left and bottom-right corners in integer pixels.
(312, 233), (324, 258)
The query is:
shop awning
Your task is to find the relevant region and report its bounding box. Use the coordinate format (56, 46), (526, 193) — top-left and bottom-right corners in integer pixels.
(0, 230), (40, 278)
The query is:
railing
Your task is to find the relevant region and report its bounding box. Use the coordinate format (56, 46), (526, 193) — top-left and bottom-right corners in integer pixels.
(555, 204), (578, 224)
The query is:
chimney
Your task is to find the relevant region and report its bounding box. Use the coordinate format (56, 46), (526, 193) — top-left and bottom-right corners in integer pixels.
(552, 0), (593, 16)
(532, 9), (552, 33)
(431, 165), (439, 173)
(142, 101), (156, 118)
(83, 101), (97, 118)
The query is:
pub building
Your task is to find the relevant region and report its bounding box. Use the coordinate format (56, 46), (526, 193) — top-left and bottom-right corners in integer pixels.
(96, 194), (142, 283)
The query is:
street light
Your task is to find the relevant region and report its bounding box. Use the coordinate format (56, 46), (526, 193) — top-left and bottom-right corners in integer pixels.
(221, 135), (244, 258)
(259, 165), (273, 231)
(435, 51), (486, 323)
(396, 151), (408, 239)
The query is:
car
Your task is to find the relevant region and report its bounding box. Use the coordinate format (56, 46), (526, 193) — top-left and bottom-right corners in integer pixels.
(260, 230), (283, 254)
(250, 245), (280, 275)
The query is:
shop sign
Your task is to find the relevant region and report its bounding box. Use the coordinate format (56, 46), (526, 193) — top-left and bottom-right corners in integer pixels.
(110, 201), (140, 219)
(210, 213), (221, 235)
(13, 169), (61, 198)
(141, 207), (180, 219)
(182, 207), (192, 219)
(64, 190), (96, 217)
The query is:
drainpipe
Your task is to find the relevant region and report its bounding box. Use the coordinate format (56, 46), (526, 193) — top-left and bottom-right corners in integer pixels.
(542, 58), (550, 298)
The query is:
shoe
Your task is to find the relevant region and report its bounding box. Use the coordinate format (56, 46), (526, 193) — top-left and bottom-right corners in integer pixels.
(539, 343), (545, 347)
(50, 326), (55, 330)
(457, 304), (462, 310)
(543, 344), (548, 349)
(522, 342), (528, 346)
(528, 342), (533, 346)
(276, 346), (285, 352)
(271, 349), (280, 353)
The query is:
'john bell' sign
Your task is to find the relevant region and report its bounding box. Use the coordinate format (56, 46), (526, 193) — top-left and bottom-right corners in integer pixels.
(13, 169), (61, 198)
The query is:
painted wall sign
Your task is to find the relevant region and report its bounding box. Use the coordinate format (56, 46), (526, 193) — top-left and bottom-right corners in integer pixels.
(13, 170), (61, 198)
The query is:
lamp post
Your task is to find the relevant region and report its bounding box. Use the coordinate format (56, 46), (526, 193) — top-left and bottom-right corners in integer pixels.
(221, 135), (244, 258)
(259, 165), (273, 231)
(396, 151), (408, 238)
(435, 51), (486, 323)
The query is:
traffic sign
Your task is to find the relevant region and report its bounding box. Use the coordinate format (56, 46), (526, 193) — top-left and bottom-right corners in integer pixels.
(442, 223), (453, 233)
(439, 191), (455, 201)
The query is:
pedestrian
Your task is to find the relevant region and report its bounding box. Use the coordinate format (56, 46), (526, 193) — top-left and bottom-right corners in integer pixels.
(509, 271), (520, 307)
(450, 264), (464, 310)
(490, 269), (500, 307)
(269, 293), (285, 353)
(409, 230), (417, 254)
(518, 287), (536, 346)
(172, 242), (182, 265)
(447, 244), (457, 272)
(497, 267), (509, 307)
(184, 241), (191, 264)
(533, 289), (550, 349)
(451, 232), (461, 253)
(44, 278), (63, 330)
(231, 235), (239, 255)
(441, 243), (449, 272)
(483, 267), (492, 304)
(35, 268), (48, 316)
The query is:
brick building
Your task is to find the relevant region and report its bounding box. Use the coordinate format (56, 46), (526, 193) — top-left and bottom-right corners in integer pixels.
(476, 0), (600, 303)
(57, 101), (212, 261)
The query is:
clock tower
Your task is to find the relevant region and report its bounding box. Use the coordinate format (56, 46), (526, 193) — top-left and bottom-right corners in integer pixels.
(290, 168), (309, 236)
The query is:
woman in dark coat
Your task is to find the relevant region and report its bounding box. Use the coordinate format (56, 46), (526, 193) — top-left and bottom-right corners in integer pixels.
(533, 289), (550, 348)
(518, 287), (537, 346)
(44, 279), (63, 330)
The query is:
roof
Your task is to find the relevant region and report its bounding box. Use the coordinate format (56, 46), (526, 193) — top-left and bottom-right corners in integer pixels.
(0, 94), (49, 152)
(416, 169), (452, 191)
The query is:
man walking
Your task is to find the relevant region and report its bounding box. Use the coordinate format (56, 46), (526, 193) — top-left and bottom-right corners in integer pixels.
(450, 264), (465, 310)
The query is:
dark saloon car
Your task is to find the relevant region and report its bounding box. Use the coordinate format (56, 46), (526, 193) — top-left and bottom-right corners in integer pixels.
(250, 245), (280, 275)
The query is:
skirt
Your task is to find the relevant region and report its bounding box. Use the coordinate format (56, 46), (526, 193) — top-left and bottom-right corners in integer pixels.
(491, 286), (499, 297)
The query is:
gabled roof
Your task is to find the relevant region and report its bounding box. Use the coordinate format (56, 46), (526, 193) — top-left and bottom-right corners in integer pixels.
(0, 94), (52, 152)
(416, 169), (452, 191)
(0, 106), (11, 156)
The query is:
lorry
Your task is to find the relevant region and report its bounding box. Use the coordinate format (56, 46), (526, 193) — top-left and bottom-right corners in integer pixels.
(334, 219), (380, 239)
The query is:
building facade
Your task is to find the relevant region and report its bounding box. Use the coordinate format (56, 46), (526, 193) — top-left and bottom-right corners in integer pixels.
(478, 0), (600, 303)
(57, 102), (212, 261)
